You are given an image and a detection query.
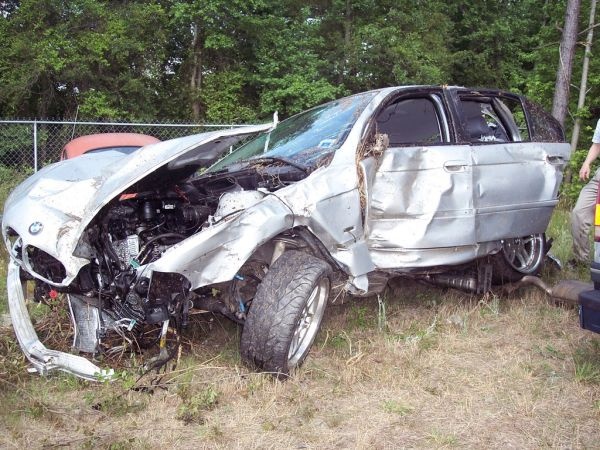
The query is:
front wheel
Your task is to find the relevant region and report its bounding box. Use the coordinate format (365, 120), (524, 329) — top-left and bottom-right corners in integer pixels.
(240, 250), (331, 377)
(491, 233), (546, 283)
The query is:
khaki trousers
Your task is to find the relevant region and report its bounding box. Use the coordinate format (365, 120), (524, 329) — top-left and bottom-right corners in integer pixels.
(571, 168), (600, 263)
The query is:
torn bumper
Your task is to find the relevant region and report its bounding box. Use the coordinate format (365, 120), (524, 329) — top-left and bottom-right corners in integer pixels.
(6, 260), (112, 381)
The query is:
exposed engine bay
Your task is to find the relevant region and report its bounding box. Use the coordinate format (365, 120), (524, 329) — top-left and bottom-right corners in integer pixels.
(22, 161), (308, 360)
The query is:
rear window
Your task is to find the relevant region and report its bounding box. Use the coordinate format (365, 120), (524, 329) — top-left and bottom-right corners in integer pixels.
(85, 146), (141, 155)
(523, 99), (565, 142)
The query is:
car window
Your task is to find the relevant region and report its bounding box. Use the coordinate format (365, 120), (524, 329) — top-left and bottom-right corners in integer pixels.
(458, 99), (510, 143)
(457, 95), (531, 143)
(375, 97), (443, 145)
(495, 97), (530, 141)
(84, 146), (141, 155)
(209, 91), (376, 172)
(523, 99), (565, 142)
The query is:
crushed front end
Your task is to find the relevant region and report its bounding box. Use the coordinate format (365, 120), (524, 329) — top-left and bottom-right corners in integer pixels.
(2, 125), (284, 380)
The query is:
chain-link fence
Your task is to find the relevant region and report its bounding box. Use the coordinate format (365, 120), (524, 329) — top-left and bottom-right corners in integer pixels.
(0, 120), (258, 171)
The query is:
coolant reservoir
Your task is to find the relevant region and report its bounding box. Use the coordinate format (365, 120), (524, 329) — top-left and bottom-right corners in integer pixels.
(213, 190), (265, 221)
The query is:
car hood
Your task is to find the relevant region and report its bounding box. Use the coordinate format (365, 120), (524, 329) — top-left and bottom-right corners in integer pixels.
(2, 124), (272, 283)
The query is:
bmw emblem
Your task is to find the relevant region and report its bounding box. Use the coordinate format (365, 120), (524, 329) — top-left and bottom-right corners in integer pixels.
(29, 221), (43, 235)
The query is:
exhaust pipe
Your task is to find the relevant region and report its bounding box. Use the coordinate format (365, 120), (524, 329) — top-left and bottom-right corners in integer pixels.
(506, 276), (592, 305)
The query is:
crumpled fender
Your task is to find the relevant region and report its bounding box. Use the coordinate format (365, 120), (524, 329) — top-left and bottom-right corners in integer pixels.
(148, 162), (376, 292)
(147, 194), (295, 288)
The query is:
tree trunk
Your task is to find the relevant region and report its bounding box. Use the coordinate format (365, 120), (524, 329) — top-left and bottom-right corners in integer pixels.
(339, 0), (352, 84)
(190, 22), (203, 122)
(571, 0), (597, 151)
(552, 0), (581, 127)
(344, 0), (351, 48)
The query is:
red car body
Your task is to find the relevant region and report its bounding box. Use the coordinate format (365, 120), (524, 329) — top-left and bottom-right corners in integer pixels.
(61, 133), (160, 159)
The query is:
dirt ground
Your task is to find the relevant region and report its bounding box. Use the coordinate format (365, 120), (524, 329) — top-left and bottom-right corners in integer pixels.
(1, 278), (599, 449)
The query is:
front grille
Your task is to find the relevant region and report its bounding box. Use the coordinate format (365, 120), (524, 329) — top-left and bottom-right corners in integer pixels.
(25, 246), (67, 283)
(4, 228), (22, 263)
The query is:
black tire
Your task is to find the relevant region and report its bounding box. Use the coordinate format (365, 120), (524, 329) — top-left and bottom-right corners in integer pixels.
(240, 250), (331, 377)
(491, 233), (546, 284)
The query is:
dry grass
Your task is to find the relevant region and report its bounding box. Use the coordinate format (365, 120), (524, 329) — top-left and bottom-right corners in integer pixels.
(1, 278), (599, 449)
(0, 207), (598, 448)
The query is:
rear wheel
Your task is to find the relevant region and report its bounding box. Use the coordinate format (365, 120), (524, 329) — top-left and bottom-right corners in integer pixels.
(492, 233), (545, 283)
(240, 250), (331, 377)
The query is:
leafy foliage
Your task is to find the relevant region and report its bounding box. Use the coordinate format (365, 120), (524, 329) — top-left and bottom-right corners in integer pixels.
(0, 1), (584, 119)
(0, 0), (598, 199)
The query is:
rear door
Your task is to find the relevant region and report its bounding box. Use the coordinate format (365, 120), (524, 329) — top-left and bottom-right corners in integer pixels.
(452, 90), (569, 242)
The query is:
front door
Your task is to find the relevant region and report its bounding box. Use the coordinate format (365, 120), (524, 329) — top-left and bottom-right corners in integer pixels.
(364, 91), (476, 269)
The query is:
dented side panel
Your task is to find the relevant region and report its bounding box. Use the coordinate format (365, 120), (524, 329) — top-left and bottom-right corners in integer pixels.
(363, 140), (569, 269)
(366, 144), (475, 261)
(282, 164), (375, 277)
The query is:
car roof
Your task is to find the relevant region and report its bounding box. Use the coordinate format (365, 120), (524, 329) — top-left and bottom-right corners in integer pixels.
(62, 133), (160, 159)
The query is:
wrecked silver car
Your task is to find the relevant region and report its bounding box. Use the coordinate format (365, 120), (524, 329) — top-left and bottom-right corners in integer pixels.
(2, 86), (570, 380)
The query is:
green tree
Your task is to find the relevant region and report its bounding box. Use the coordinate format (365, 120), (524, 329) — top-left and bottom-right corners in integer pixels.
(0, 0), (171, 120)
(250, 5), (344, 118)
(319, 0), (453, 92)
(169, 0), (262, 122)
(447, 0), (547, 92)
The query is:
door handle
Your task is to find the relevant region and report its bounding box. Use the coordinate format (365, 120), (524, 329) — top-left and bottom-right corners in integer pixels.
(546, 155), (565, 165)
(443, 161), (468, 172)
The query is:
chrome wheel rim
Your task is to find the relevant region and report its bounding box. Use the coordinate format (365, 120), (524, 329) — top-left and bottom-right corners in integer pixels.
(502, 234), (544, 274)
(287, 278), (329, 369)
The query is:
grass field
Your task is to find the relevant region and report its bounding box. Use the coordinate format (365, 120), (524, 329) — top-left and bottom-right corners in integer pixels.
(0, 201), (599, 448)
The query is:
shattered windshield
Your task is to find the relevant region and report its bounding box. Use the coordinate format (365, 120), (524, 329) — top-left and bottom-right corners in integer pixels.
(209, 92), (376, 172)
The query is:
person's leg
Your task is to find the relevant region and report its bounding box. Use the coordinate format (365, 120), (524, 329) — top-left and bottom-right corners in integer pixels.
(571, 170), (600, 263)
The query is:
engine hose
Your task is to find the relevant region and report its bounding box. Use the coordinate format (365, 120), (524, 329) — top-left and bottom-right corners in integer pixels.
(102, 236), (123, 270)
(137, 232), (186, 263)
(99, 251), (114, 280)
